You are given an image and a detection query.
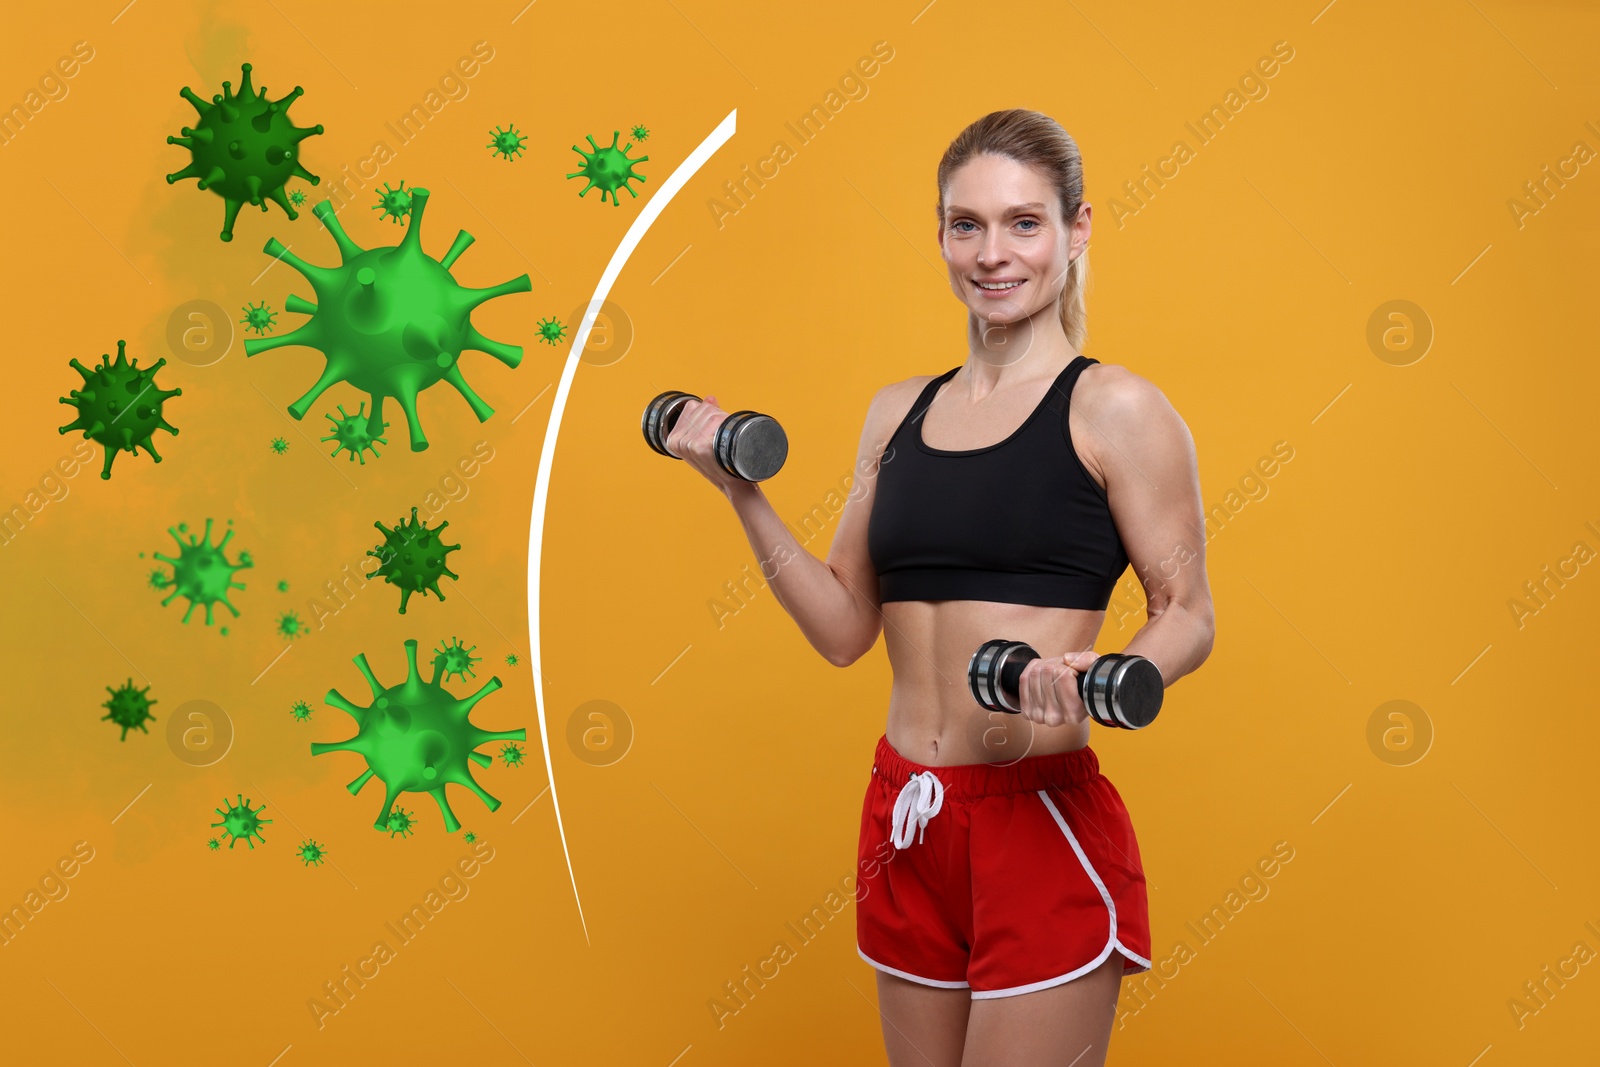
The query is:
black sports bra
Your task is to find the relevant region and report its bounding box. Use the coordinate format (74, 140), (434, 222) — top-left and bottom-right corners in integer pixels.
(866, 356), (1129, 609)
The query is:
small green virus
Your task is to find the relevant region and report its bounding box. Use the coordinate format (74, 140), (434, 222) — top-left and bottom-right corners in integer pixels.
(433, 636), (481, 682)
(487, 123), (525, 161)
(290, 699), (314, 722)
(153, 518), (252, 626)
(462, 831), (477, 843)
(243, 190), (532, 452)
(147, 568), (170, 590)
(500, 742), (524, 768)
(102, 678), (156, 741)
(296, 839), (328, 866)
(207, 838), (221, 851)
(567, 130), (648, 206)
(536, 316), (567, 346)
(166, 62), (324, 242)
(288, 188), (308, 207)
(59, 339), (183, 480)
(278, 579), (290, 592)
(386, 808), (417, 838)
(311, 638), (526, 833)
(277, 610), (308, 640)
(630, 124), (650, 141)
(269, 436), (289, 455)
(370, 506), (460, 614)
(371, 180), (413, 224)
(505, 653), (520, 666)
(211, 793), (272, 849)
(321, 401), (386, 464)
(241, 300), (277, 335)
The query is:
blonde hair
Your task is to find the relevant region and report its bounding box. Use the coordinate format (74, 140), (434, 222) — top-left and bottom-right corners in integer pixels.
(936, 108), (1090, 352)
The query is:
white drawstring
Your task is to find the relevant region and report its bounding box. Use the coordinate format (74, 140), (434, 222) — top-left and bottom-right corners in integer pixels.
(891, 770), (946, 849)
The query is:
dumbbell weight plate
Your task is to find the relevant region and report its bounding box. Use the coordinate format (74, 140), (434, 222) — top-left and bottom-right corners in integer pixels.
(714, 410), (789, 482)
(641, 390), (698, 458)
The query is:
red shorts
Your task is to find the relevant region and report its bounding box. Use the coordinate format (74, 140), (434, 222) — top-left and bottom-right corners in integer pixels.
(855, 734), (1151, 999)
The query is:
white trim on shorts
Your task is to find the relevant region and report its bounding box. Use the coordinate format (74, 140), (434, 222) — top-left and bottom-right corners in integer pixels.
(856, 946), (971, 989)
(966, 789), (1153, 1000)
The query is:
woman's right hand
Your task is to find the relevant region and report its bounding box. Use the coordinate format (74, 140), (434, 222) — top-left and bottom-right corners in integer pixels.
(664, 394), (748, 498)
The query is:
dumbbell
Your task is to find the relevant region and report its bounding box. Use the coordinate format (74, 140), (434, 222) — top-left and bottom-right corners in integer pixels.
(967, 639), (1163, 730)
(641, 390), (789, 482)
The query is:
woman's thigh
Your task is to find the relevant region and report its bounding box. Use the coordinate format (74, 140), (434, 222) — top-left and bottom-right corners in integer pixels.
(960, 951), (1123, 1067)
(874, 970), (971, 1067)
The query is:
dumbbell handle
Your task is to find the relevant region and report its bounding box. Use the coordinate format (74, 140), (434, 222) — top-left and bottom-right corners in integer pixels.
(967, 639), (1163, 730)
(641, 390), (788, 482)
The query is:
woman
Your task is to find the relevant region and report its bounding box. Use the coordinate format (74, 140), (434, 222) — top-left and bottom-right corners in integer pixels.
(666, 109), (1214, 1067)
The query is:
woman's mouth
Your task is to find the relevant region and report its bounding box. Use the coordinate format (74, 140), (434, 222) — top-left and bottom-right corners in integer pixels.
(974, 279), (1025, 298)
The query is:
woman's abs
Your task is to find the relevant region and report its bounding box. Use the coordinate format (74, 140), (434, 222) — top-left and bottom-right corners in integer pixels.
(879, 598), (1105, 767)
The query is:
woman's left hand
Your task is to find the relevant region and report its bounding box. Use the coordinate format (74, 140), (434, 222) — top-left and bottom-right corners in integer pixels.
(1015, 650), (1100, 727)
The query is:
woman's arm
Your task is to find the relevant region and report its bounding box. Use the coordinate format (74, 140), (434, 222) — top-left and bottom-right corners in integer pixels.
(1081, 366), (1216, 684)
(675, 382), (916, 667)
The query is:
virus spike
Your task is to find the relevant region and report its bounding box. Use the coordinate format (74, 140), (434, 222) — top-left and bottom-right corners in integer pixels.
(196, 165), (227, 191)
(285, 293), (317, 315)
(310, 200), (366, 263)
(344, 766), (376, 793)
(259, 237), (339, 287)
(464, 325), (524, 369)
(265, 185), (297, 219)
(454, 273), (534, 313)
(441, 364), (495, 421)
(285, 358), (348, 418)
(439, 229), (474, 269)
(427, 786), (463, 833)
(179, 86), (208, 113)
(468, 751), (492, 768)
(399, 187), (430, 255)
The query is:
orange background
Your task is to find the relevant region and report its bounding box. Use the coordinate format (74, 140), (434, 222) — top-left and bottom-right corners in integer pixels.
(2, 0), (1597, 1064)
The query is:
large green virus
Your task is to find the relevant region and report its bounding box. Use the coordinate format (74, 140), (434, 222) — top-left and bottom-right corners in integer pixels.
(433, 636), (480, 682)
(370, 506), (459, 614)
(166, 62), (323, 242)
(322, 401), (386, 464)
(153, 519), (251, 625)
(487, 123), (525, 161)
(59, 339), (183, 480)
(296, 839), (327, 866)
(242, 189), (532, 452)
(567, 130), (648, 206)
(101, 678), (156, 741)
(212, 793), (272, 849)
(311, 638), (526, 833)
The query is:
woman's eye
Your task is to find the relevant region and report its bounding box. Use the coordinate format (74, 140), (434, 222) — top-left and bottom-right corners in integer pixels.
(952, 220), (975, 233)
(1016, 219), (1039, 232)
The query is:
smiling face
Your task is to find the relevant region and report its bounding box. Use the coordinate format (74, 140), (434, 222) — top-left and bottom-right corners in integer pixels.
(937, 153), (1089, 336)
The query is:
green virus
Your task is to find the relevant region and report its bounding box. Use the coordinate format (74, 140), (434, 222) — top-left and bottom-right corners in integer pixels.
(211, 793), (272, 849)
(486, 123), (525, 160)
(288, 188), (308, 207)
(567, 130), (648, 206)
(310, 638), (527, 833)
(153, 518), (252, 626)
(242, 190), (532, 451)
(504, 653), (519, 666)
(321, 401), (386, 464)
(147, 568), (170, 590)
(296, 839), (328, 866)
(370, 506), (459, 614)
(165, 62), (324, 242)
(371, 180), (413, 223)
(278, 579), (290, 592)
(290, 699), (314, 722)
(59, 339), (183, 480)
(207, 838), (221, 851)
(499, 742), (524, 767)
(277, 610), (308, 640)
(462, 830), (477, 843)
(433, 636), (480, 682)
(630, 124), (650, 141)
(269, 436), (289, 455)
(101, 678), (156, 741)
(536, 316), (567, 346)
(386, 808), (417, 838)
(241, 300), (277, 335)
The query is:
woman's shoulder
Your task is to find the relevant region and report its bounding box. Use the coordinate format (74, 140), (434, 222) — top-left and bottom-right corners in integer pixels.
(1075, 358), (1171, 422)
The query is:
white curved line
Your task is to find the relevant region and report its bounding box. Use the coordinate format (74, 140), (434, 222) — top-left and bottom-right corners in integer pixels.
(526, 109), (738, 945)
